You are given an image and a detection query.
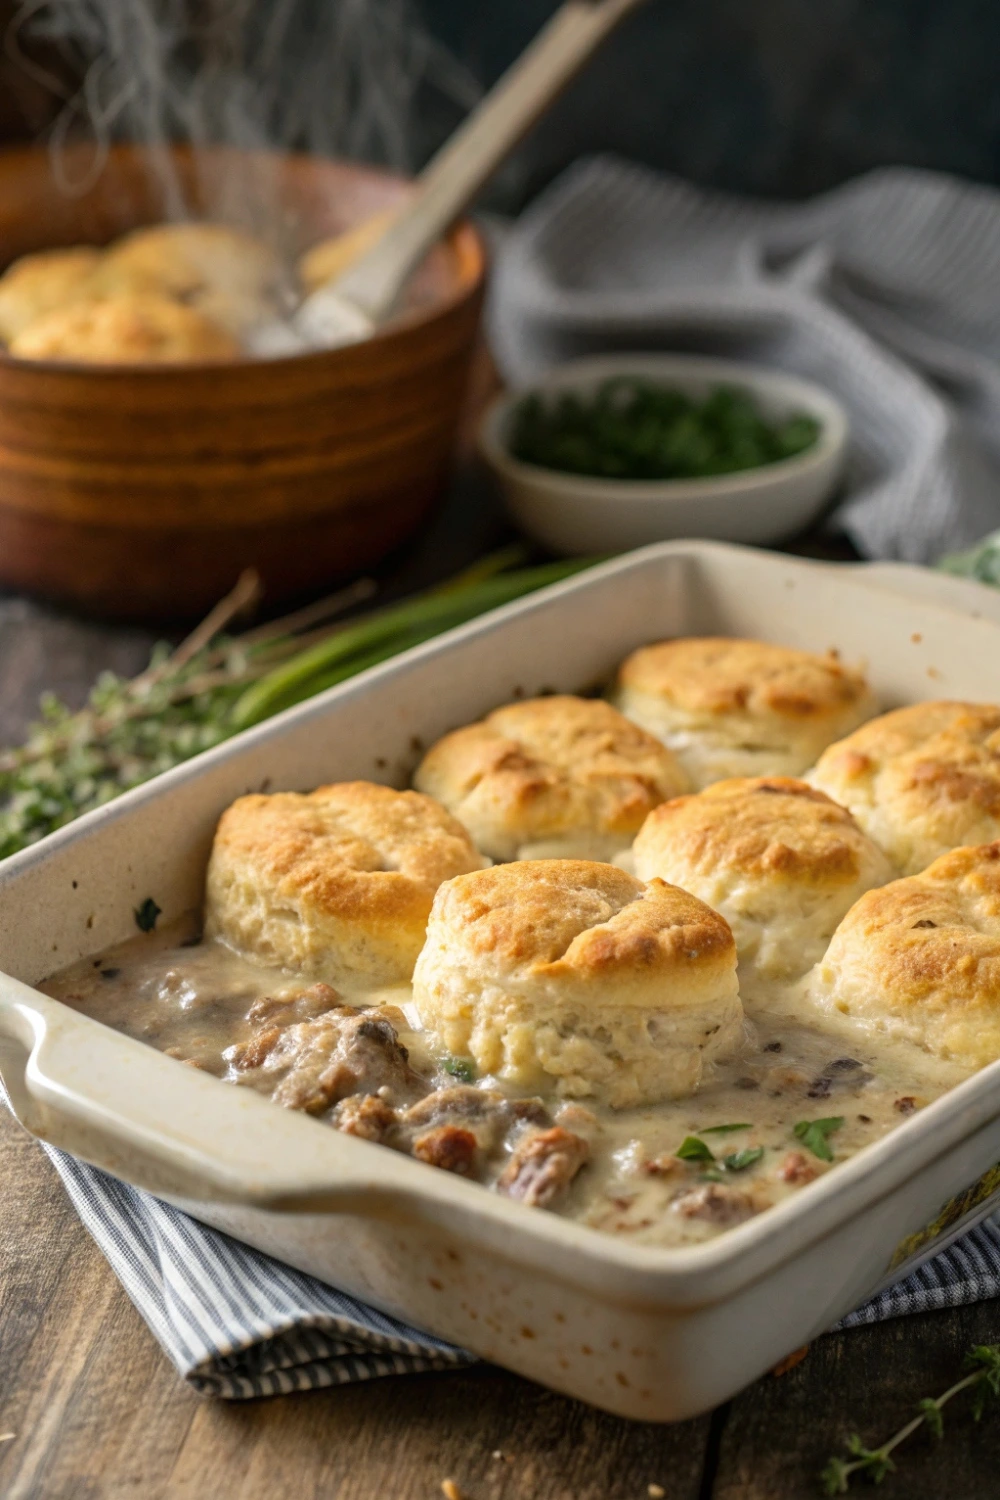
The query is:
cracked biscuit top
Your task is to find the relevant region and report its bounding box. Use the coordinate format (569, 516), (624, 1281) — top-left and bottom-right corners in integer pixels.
(612, 636), (876, 788)
(810, 701), (1000, 875)
(205, 780), (486, 989)
(414, 694), (689, 861)
(413, 859), (743, 1108)
(805, 840), (1000, 1070)
(633, 777), (893, 984)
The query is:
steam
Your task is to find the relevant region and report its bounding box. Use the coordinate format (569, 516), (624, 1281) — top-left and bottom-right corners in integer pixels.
(7, 0), (479, 219)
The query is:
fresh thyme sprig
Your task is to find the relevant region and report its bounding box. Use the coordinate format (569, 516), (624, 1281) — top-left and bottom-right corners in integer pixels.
(820, 1343), (1000, 1493)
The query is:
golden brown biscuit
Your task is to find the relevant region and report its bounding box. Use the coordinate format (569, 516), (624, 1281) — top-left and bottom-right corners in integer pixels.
(611, 637), (876, 788)
(633, 777), (893, 984)
(805, 841), (1000, 1069)
(10, 292), (240, 363)
(205, 781), (486, 989)
(96, 222), (282, 333)
(809, 701), (1000, 875)
(412, 860), (743, 1108)
(413, 695), (690, 862)
(0, 246), (104, 342)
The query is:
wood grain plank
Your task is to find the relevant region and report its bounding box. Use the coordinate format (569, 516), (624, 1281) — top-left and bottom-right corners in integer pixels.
(168, 1365), (709, 1500)
(0, 1111), (198, 1500)
(710, 1304), (1000, 1499)
(0, 595), (155, 741)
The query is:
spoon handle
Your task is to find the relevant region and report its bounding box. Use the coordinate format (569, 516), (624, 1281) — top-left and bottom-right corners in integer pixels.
(334, 0), (649, 322)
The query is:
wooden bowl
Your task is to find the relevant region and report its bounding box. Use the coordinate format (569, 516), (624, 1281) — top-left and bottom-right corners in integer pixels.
(0, 144), (486, 623)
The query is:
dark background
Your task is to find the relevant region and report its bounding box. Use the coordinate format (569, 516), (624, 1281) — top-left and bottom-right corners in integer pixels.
(2, 1), (998, 206)
(421, 0), (1000, 206)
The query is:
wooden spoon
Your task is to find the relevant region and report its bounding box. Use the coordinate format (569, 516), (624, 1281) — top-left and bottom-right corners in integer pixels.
(293, 0), (649, 348)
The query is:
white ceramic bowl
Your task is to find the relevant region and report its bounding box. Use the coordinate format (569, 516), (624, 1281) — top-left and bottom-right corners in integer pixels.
(478, 353), (849, 554)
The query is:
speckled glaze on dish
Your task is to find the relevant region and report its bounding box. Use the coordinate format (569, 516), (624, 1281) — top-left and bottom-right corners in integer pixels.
(3, 542), (1000, 1421)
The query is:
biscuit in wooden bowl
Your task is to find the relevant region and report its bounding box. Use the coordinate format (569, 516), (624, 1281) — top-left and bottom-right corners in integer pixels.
(413, 695), (689, 862)
(95, 221), (284, 334)
(205, 781), (486, 989)
(611, 637), (876, 788)
(0, 246), (104, 343)
(633, 777), (893, 986)
(809, 701), (1000, 876)
(10, 291), (240, 363)
(412, 859), (743, 1108)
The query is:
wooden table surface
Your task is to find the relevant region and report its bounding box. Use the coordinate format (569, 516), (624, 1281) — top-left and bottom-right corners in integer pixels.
(2, 536), (1000, 1500)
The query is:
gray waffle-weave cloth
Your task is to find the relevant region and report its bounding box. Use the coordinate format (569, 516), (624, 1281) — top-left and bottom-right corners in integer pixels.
(489, 156), (1000, 564)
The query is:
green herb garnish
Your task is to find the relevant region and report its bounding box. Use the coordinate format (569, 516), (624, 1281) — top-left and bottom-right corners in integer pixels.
(509, 378), (821, 483)
(723, 1147), (764, 1173)
(821, 1343), (1000, 1492)
(675, 1135), (715, 1164)
(793, 1116), (844, 1162)
(441, 1056), (476, 1083)
(134, 897), (161, 933)
(700, 1122), (752, 1135)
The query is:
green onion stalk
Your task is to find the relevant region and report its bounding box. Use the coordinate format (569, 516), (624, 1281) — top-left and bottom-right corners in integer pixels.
(0, 550), (602, 860)
(229, 558), (591, 728)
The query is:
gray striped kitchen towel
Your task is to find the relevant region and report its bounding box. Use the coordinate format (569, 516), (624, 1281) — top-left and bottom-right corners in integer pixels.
(41, 1142), (474, 1399)
(490, 157), (1000, 565)
(35, 1136), (1000, 1398)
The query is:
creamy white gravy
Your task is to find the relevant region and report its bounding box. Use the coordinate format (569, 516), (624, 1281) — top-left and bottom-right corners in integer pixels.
(43, 916), (963, 1248)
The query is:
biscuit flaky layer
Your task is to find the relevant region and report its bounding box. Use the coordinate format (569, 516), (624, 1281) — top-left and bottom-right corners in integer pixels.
(205, 780), (485, 988)
(611, 636), (876, 788)
(413, 860), (743, 1108)
(809, 701), (1000, 876)
(414, 695), (689, 861)
(633, 777), (893, 983)
(806, 841), (1000, 1069)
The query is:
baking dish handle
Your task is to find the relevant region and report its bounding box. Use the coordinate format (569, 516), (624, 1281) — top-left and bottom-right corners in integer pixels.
(0, 976), (420, 1212)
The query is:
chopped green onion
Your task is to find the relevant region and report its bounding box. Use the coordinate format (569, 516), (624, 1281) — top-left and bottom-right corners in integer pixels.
(441, 1056), (477, 1083)
(509, 378), (821, 482)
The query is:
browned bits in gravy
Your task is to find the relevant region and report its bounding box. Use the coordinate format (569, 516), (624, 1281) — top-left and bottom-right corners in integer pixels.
(42, 915), (961, 1249)
(412, 1125), (479, 1174)
(641, 1154), (687, 1179)
(671, 1183), (755, 1225)
(776, 1151), (820, 1186)
(497, 1127), (591, 1208)
(332, 1093), (397, 1142)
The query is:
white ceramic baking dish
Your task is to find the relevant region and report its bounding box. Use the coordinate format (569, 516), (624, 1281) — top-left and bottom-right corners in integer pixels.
(4, 541), (1000, 1424)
